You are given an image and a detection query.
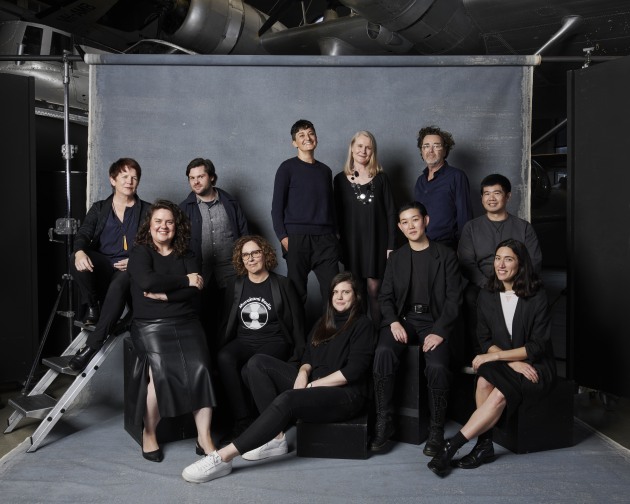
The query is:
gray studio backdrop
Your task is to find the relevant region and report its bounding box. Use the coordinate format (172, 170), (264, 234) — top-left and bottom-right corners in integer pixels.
(87, 55), (533, 310)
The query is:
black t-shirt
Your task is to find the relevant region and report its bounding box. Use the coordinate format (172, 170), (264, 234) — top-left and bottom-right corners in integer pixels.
(407, 248), (431, 306)
(236, 277), (284, 345)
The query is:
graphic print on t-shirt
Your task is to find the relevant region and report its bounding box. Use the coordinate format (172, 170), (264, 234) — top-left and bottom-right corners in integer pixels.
(239, 297), (271, 329)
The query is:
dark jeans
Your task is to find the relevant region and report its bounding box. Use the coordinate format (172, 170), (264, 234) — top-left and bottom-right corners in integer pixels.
(233, 354), (365, 455)
(285, 233), (340, 309)
(217, 338), (290, 421)
(373, 313), (451, 390)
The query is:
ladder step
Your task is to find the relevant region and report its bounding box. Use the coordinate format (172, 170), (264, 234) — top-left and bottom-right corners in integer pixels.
(42, 356), (80, 376)
(8, 394), (57, 419)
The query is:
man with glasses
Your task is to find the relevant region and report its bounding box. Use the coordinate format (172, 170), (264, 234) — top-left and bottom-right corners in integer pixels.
(413, 126), (473, 249)
(180, 157), (249, 356)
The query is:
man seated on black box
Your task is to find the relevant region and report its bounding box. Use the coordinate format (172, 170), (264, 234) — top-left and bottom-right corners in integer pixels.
(370, 202), (462, 456)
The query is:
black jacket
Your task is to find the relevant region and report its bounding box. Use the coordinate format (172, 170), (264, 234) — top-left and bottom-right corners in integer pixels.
(379, 241), (462, 343)
(221, 272), (305, 364)
(179, 188), (249, 264)
(74, 193), (151, 254)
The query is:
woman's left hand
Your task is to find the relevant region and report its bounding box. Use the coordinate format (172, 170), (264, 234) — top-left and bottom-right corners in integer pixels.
(113, 258), (129, 271)
(293, 370), (309, 389)
(508, 361), (539, 383)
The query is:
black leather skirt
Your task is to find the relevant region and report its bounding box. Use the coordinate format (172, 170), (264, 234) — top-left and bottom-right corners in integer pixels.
(129, 316), (216, 425)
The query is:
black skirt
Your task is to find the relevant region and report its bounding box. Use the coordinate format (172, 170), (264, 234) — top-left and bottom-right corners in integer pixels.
(477, 360), (554, 419)
(129, 316), (216, 425)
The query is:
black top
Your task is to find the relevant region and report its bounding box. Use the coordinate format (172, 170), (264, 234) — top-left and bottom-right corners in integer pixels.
(128, 244), (200, 320)
(407, 248), (431, 306)
(236, 277), (283, 345)
(334, 171), (397, 278)
(302, 313), (374, 397)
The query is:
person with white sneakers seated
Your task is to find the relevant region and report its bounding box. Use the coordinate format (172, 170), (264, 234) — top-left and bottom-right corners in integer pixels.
(181, 271), (374, 483)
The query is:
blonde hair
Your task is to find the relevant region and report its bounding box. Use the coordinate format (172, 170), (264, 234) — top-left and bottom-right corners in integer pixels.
(342, 131), (382, 178)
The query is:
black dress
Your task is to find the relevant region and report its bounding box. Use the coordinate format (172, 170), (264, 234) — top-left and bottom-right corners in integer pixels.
(476, 288), (556, 418)
(334, 171), (396, 279)
(127, 244), (217, 424)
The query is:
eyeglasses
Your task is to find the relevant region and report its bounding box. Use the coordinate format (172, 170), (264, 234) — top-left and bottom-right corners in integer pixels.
(421, 143), (444, 151)
(241, 249), (263, 261)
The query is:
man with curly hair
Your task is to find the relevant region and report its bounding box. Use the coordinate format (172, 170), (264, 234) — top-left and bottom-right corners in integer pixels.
(413, 126), (473, 249)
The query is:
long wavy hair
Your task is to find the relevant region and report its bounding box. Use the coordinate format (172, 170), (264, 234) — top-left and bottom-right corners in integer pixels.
(231, 235), (278, 276)
(487, 239), (542, 298)
(311, 272), (363, 347)
(135, 199), (191, 257)
(343, 130), (382, 178)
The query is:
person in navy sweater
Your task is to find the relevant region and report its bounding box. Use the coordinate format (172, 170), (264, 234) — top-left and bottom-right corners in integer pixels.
(271, 119), (340, 310)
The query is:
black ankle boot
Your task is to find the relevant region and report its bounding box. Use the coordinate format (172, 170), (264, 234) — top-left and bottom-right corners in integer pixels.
(69, 346), (99, 372)
(369, 374), (395, 451)
(455, 437), (495, 469)
(427, 440), (458, 477)
(84, 303), (100, 325)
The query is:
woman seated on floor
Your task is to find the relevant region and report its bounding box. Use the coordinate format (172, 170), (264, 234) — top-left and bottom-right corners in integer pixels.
(181, 271), (374, 483)
(217, 235), (305, 442)
(127, 200), (217, 462)
(427, 239), (556, 477)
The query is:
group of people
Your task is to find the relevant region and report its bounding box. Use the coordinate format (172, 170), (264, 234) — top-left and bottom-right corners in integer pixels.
(68, 119), (556, 483)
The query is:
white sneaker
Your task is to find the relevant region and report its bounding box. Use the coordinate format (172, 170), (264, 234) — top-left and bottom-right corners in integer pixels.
(242, 435), (288, 461)
(182, 451), (232, 483)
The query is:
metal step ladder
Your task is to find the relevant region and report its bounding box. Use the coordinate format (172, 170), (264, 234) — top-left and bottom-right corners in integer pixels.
(4, 325), (123, 452)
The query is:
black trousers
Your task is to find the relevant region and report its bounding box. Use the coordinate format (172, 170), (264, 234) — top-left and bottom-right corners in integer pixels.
(85, 271), (131, 349)
(285, 233), (340, 309)
(373, 313), (451, 390)
(71, 250), (117, 307)
(233, 354), (365, 455)
(217, 338), (290, 422)
(463, 283), (482, 361)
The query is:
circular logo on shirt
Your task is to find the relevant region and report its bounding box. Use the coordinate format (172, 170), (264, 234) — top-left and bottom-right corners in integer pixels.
(240, 301), (269, 329)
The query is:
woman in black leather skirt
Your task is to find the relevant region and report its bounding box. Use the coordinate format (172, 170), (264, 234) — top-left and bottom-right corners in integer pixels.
(128, 200), (216, 462)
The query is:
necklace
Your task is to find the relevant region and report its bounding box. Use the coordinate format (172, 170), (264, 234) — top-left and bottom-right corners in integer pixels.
(351, 180), (375, 204)
(112, 200), (134, 251)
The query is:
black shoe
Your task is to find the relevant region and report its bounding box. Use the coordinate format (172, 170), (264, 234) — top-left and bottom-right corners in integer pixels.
(142, 447), (164, 463)
(427, 440), (457, 478)
(423, 426), (445, 457)
(455, 439), (495, 469)
(68, 346), (99, 372)
(196, 441), (208, 456)
(84, 304), (100, 325)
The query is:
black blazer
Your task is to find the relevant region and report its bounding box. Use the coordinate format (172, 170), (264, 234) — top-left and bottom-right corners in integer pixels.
(379, 241), (462, 342)
(477, 288), (556, 386)
(220, 272), (305, 364)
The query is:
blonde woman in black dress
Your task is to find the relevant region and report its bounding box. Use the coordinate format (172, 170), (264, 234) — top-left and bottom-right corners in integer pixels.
(334, 131), (396, 327)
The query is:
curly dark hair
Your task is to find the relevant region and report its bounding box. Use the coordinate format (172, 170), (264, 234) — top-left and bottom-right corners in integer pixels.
(311, 272), (363, 347)
(417, 125), (455, 158)
(487, 239), (542, 298)
(232, 235), (278, 276)
(135, 199), (191, 257)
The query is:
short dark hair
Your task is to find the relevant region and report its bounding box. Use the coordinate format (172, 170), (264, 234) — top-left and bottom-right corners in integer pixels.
(109, 158), (141, 181)
(417, 126), (455, 158)
(186, 157), (217, 185)
(480, 173), (511, 195)
(398, 201), (428, 219)
(487, 239), (542, 297)
(290, 119), (316, 140)
(232, 235), (278, 276)
(135, 199), (191, 257)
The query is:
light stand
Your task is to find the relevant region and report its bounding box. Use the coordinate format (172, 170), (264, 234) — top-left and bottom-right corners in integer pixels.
(21, 50), (79, 393)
